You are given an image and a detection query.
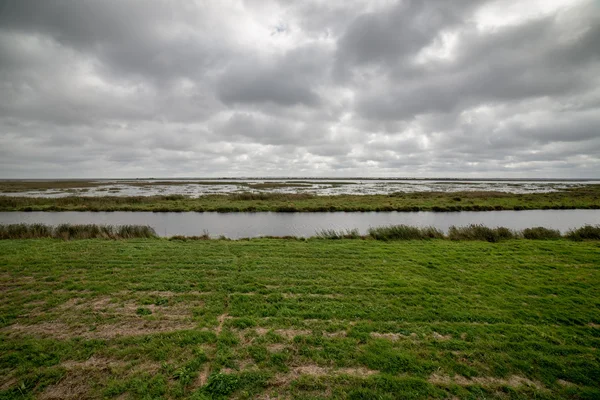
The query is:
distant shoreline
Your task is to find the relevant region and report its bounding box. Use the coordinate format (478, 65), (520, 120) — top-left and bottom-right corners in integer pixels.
(2, 177), (600, 182)
(1, 186), (599, 212)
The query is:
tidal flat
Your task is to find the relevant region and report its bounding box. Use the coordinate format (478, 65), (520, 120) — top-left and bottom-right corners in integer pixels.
(1, 238), (599, 399)
(1, 184), (600, 212)
(1, 179), (599, 198)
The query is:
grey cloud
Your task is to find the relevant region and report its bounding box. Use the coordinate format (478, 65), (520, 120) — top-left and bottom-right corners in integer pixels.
(0, 0), (598, 178)
(217, 46), (329, 107)
(335, 0), (482, 72)
(0, 0), (229, 80)
(355, 6), (600, 121)
(214, 112), (329, 146)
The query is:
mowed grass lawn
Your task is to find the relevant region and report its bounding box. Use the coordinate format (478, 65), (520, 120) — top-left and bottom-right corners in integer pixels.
(1, 239), (599, 399)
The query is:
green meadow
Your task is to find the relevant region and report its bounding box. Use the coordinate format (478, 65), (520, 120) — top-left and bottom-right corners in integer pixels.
(1, 238), (599, 399)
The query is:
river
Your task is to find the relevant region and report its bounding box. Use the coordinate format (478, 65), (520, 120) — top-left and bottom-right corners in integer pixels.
(1, 210), (599, 238)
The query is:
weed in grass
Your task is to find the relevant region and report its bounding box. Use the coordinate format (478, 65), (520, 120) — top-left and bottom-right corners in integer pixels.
(360, 341), (431, 375)
(201, 371), (270, 398)
(269, 351), (290, 372)
(248, 345), (269, 363)
(229, 317), (257, 329)
(136, 307), (152, 316)
(155, 298), (169, 306)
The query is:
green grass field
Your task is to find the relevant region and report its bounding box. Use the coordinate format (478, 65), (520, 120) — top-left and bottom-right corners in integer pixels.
(1, 239), (599, 399)
(1, 185), (600, 212)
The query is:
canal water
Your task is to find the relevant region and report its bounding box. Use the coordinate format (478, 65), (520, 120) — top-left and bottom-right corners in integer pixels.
(1, 210), (599, 238)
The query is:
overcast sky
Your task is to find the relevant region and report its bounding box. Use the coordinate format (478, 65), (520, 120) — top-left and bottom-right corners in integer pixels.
(0, 0), (599, 178)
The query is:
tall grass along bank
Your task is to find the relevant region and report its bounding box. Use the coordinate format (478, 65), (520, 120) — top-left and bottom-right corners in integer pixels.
(3, 223), (599, 242)
(0, 223), (156, 240)
(367, 225), (444, 240)
(0, 239), (598, 399)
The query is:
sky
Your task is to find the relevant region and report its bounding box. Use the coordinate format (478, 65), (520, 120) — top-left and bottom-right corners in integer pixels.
(0, 0), (599, 179)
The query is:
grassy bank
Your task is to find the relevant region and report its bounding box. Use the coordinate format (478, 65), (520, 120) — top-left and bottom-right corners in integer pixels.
(2, 223), (600, 241)
(1, 185), (599, 212)
(1, 239), (599, 399)
(0, 224), (157, 240)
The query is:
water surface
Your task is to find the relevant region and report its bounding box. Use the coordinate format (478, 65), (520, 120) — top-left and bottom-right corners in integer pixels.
(1, 210), (598, 238)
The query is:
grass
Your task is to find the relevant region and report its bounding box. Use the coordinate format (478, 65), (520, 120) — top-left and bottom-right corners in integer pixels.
(0, 185), (599, 211)
(522, 227), (562, 240)
(566, 225), (600, 240)
(0, 238), (599, 399)
(316, 229), (361, 239)
(368, 225), (444, 240)
(321, 225), (600, 242)
(0, 224), (156, 240)
(229, 192), (314, 201)
(447, 225), (516, 242)
(2, 223), (600, 242)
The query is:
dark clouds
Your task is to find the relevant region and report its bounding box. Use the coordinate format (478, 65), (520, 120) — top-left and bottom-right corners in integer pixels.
(0, 0), (598, 178)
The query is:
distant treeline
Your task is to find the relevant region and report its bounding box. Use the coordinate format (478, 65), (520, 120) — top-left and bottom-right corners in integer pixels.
(1, 223), (599, 241)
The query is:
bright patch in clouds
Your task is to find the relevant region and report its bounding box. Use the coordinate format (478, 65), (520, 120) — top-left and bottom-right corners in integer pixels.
(0, 0), (599, 178)
(474, 0), (588, 29)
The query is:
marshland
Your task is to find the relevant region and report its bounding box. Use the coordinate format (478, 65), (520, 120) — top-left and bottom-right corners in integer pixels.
(1, 183), (600, 212)
(2, 178), (599, 198)
(1, 180), (599, 399)
(4, 0), (600, 398)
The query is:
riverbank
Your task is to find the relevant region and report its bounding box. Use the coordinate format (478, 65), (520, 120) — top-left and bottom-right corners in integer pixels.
(1, 185), (600, 212)
(1, 239), (598, 399)
(2, 223), (600, 241)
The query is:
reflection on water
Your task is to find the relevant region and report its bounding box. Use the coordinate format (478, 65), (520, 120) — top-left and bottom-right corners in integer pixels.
(1, 210), (599, 238)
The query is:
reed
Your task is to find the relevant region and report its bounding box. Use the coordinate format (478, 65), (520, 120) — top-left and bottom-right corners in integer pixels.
(0, 223), (52, 239)
(0, 223), (156, 240)
(3, 223), (600, 241)
(447, 224), (516, 242)
(316, 228), (361, 239)
(522, 226), (562, 240)
(367, 225), (444, 241)
(565, 224), (600, 240)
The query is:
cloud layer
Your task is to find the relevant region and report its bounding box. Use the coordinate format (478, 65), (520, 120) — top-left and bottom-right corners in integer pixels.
(1, 0), (599, 178)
